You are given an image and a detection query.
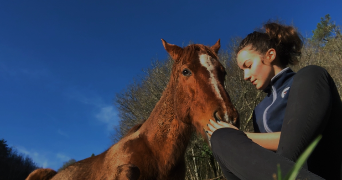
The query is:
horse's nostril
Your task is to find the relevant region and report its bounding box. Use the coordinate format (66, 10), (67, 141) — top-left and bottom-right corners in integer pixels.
(214, 111), (222, 122)
(214, 111), (233, 124)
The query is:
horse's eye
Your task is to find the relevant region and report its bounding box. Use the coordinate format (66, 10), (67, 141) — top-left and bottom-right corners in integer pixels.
(182, 69), (192, 76)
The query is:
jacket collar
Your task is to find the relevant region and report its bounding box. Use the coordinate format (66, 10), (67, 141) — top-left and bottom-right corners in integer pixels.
(263, 67), (294, 93)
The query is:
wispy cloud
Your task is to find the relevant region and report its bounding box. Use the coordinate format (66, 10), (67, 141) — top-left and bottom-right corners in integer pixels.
(16, 146), (30, 155)
(56, 153), (71, 162)
(95, 106), (119, 131)
(64, 88), (120, 132)
(15, 146), (50, 168)
(64, 88), (103, 107)
(12, 145), (72, 170)
(57, 129), (69, 138)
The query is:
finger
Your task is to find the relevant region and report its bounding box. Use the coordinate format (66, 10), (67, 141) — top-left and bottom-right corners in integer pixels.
(217, 120), (239, 130)
(209, 119), (219, 125)
(217, 120), (231, 127)
(209, 119), (224, 129)
(207, 123), (216, 132)
(223, 122), (238, 130)
(204, 128), (212, 136)
(206, 129), (213, 136)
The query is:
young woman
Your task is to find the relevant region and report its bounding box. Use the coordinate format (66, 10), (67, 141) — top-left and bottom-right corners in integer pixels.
(206, 22), (342, 180)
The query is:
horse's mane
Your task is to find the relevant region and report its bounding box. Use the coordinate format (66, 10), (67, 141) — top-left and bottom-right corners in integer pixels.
(123, 123), (143, 138)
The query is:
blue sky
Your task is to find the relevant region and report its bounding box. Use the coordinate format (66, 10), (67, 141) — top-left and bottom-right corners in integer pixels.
(1, 0), (341, 171)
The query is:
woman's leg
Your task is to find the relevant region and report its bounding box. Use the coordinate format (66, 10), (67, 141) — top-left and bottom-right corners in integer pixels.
(211, 128), (324, 180)
(277, 65), (342, 179)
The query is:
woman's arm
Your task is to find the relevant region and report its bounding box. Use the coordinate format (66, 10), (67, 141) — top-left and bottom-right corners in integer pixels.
(245, 132), (280, 151)
(206, 119), (281, 151)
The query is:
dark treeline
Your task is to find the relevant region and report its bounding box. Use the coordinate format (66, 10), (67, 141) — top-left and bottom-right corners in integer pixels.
(0, 139), (39, 180)
(113, 14), (342, 180)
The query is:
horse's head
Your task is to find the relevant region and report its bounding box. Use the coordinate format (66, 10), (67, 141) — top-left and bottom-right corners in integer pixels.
(161, 39), (239, 138)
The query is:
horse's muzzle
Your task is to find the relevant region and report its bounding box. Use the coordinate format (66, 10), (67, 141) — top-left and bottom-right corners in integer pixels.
(214, 111), (233, 124)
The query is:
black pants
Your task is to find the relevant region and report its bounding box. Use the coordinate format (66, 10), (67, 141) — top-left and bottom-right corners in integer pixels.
(211, 65), (342, 180)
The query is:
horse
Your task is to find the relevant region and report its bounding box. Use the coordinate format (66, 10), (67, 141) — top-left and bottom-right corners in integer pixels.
(26, 168), (57, 180)
(26, 39), (239, 180)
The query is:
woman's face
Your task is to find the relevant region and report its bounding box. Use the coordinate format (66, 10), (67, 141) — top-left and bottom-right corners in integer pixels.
(237, 46), (275, 90)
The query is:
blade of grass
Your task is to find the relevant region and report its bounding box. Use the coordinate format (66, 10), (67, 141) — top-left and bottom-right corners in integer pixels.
(277, 164), (282, 180)
(284, 135), (322, 180)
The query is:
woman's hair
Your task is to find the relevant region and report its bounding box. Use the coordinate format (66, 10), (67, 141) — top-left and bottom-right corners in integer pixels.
(236, 22), (303, 66)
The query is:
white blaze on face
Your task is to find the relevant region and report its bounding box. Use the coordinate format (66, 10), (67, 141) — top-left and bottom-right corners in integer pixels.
(199, 54), (229, 121)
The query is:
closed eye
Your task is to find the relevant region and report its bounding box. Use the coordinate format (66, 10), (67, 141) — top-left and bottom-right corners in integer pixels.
(243, 60), (252, 68)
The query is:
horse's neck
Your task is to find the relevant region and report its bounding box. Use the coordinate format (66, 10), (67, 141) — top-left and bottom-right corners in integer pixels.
(142, 82), (193, 166)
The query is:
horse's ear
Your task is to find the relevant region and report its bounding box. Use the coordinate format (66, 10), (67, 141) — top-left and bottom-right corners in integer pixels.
(161, 39), (183, 62)
(210, 39), (220, 54)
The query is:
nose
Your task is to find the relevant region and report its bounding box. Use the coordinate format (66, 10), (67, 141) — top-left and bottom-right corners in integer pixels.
(214, 111), (231, 124)
(243, 69), (250, 81)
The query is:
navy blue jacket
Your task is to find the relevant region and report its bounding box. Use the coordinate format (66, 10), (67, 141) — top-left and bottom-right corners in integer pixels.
(253, 67), (296, 133)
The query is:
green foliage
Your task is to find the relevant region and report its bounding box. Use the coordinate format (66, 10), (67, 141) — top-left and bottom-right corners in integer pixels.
(58, 159), (77, 172)
(91, 153), (95, 157)
(311, 14), (341, 43)
(276, 135), (322, 180)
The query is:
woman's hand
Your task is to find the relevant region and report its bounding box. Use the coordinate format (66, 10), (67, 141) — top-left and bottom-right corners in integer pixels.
(206, 119), (239, 138)
(205, 119), (280, 151)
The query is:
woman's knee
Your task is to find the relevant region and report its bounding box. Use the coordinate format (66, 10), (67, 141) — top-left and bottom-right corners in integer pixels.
(292, 65), (333, 98)
(211, 128), (249, 153)
(296, 65), (330, 82)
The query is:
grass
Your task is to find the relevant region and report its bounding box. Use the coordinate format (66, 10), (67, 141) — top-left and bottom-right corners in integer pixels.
(274, 135), (322, 180)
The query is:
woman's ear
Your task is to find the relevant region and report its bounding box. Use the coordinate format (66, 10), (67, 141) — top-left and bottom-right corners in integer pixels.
(265, 48), (276, 63)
